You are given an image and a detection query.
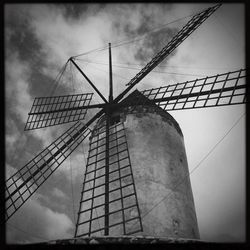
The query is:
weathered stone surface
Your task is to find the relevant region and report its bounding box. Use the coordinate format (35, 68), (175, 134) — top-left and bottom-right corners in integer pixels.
(34, 235), (202, 244)
(121, 104), (199, 239)
(74, 238), (87, 244)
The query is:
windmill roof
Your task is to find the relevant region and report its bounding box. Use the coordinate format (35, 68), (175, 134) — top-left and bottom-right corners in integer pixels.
(120, 89), (156, 107)
(119, 89), (183, 137)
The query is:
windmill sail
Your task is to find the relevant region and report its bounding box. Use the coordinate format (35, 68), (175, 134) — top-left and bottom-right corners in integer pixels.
(5, 121), (92, 221)
(140, 69), (247, 111)
(75, 119), (143, 237)
(115, 4), (221, 103)
(25, 93), (93, 130)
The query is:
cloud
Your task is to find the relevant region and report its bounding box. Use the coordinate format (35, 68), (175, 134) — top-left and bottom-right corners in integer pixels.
(55, 149), (88, 183)
(5, 118), (28, 158)
(4, 15), (67, 152)
(134, 27), (178, 63)
(6, 197), (74, 243)
(4, 53), (69, 160)
(52, 187), (67, 199)
(31, 124), (68, 148)
(5, 52), (32, 123)
(104, 4), (182, 66)
(6, 165), (74, 244)
(24, 5), (112, 65)
(59, 4), (105, 21)
(6, 164), (20, 179)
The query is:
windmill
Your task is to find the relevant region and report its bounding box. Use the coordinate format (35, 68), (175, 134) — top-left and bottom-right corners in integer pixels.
(5, 3), (247, 242)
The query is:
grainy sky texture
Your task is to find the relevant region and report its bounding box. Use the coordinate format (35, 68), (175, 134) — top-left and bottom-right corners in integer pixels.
(5, 3), (245, 243)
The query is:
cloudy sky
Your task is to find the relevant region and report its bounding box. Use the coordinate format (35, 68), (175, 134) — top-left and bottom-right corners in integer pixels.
(5, 3), (245, 243)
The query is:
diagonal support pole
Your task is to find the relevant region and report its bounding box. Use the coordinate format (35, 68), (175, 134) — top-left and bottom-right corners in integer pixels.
(70, 58), (108, 103)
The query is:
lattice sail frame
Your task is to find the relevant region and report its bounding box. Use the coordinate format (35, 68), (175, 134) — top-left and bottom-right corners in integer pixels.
(140, 69), (247, 110)
(25, 93), (93, 130)
(5, 121), (91, 221)
(75, 119), (143, 237)
(124, 4), (221, 88)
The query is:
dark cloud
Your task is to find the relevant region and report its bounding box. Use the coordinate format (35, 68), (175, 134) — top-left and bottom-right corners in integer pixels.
(134, 27), (178, 63)
(109, 4), (178, 65)
(111, 4), (174, 38)
(122, 17), (151, 38)
(7, 20), (41, 63)
(5, 7), (46, 72)
(5, 5), (72, 110)
(5, 131), (44, 171)
(28, 67), (71, 97)
(58, 3), (107, 20)
(59, 4), (89, 19)
(5, 117), (27, 160)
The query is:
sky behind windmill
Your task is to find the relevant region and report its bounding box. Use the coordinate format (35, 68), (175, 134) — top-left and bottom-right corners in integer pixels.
(5, 3), (245, 243)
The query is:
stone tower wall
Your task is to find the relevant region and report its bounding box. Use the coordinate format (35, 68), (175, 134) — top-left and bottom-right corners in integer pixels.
(118, 105), (200, 239)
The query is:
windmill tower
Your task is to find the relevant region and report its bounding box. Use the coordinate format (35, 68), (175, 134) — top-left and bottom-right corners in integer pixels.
(5, 3), (247, 243)
(73, 89), (199, 239)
